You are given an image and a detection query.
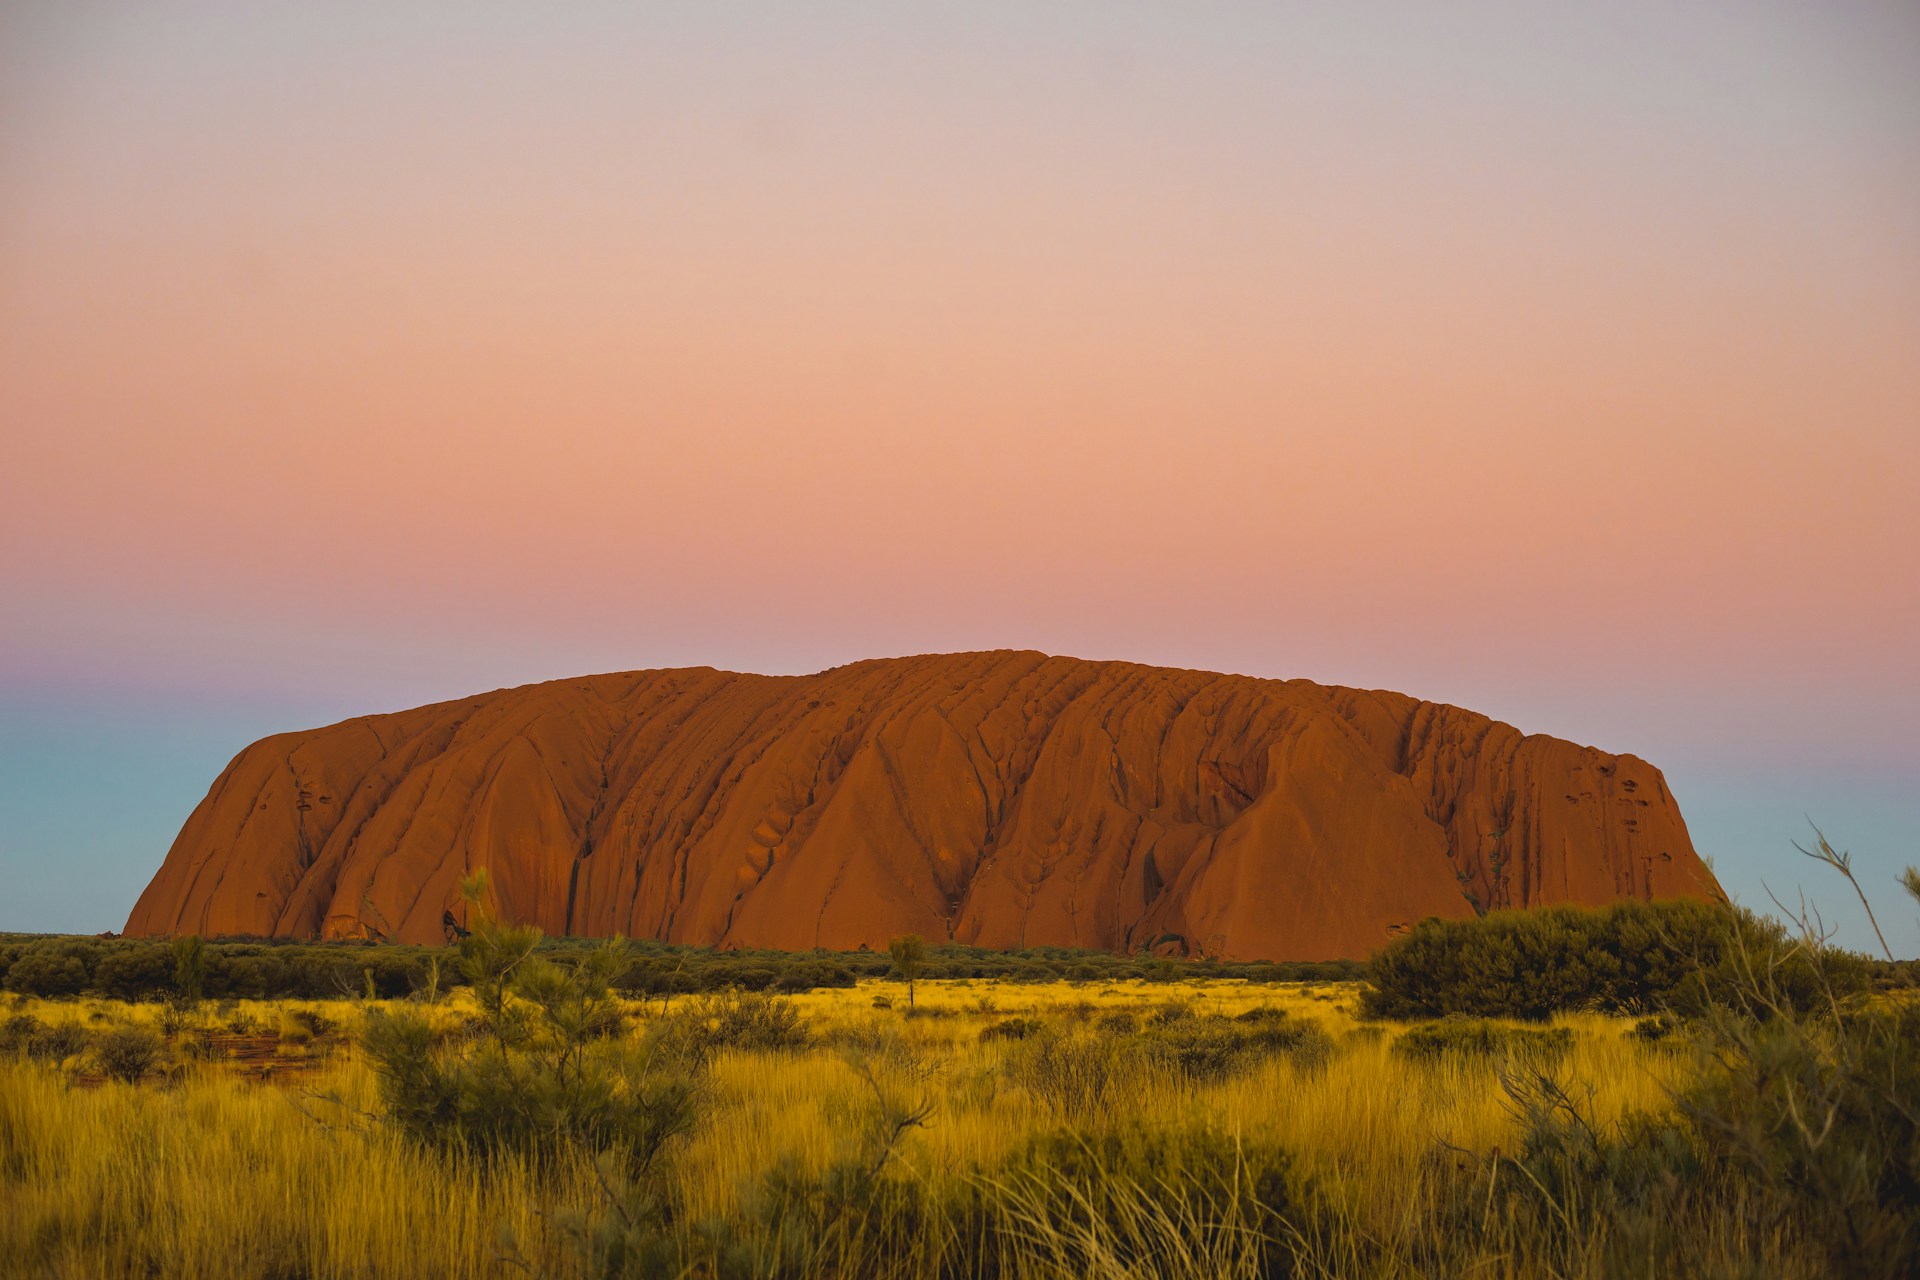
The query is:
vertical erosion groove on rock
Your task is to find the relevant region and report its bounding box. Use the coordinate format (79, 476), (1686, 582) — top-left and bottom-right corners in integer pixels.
(123, 651), (1718, 959)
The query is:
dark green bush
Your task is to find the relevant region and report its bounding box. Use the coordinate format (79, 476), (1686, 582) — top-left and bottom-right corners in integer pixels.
(1446, 1066), (1724, 1276)
(0, 929), (1363, 1003)
(92, 944), (173, 1000)
(773, 961), (854, 993)
(1005, 1029), (1130, 1119)
(1631, 1013), (1682, 1043)
(1439, 995), (1920, 1277)
(1145, 1001), (1193, 1028)
(1142, 1018), (1249, 1082)
(362, 873), (693, 1170)
(94, 1025), (164, 1082)
(900, 1003), (956, 1021)
(23, 1020), (89, 1062)
(1234, 1005), (1291, 1024)
(3, 939), (100, 997)
(1361, 899), (1868, 1021)
(1144, 1013), (1336, 1082)
(646, 989), (809, 1067)
(1677, 999), (1920, 1274)
(216, 954), (276, 999)
(1392, 849), (1920, 1275)
(1239, 1018), (1338, 1072)
(1005, 1009), (1337, 1108)
(979, 1016), (1043, 1042)
(612, 959), (691, 998)
(1391, 1015), (1573, 1067)
(365, 1007), (691, 1163)
(176, 1026), (222, 1062)
(0, 1012), (45, 1053)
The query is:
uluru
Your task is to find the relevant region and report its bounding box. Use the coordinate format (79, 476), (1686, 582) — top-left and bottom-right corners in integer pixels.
(124, 651), (1718, 960)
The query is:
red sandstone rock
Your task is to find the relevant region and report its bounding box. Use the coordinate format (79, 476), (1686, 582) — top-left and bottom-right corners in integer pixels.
(123, 652), (1718, 959)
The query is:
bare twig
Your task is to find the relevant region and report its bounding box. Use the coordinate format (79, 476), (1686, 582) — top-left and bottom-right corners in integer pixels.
(1794, 824), (1895, 962)
(847, 1049), (935, 1180)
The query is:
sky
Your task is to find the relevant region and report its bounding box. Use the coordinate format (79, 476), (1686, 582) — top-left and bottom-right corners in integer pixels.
(2, 2), (1916, 953)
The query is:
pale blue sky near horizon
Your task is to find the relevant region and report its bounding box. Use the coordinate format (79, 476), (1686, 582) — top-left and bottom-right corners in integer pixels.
(4, 635), (1916, 958)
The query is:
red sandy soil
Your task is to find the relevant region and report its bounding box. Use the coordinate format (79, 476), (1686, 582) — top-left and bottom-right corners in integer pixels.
(72, 1033), (342, 1089)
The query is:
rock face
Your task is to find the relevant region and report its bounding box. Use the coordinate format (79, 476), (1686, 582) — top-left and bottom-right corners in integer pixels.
(124, 652), (1718, 959)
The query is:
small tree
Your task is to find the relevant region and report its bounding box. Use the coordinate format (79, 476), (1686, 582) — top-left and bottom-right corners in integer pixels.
(170, 935), (206, 1005)
(888, 935), (928, 1009)
(360, 866), (693, 1172)
(451, 868), (541, 1051)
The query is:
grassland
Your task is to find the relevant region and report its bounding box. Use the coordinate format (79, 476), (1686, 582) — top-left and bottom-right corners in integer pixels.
(9, 874), (1912, 1277)
(1, 975), (1740, 1280)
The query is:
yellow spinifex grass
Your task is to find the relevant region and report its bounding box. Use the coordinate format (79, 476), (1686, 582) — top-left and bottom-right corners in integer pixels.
(0, 1056), (569, 1278)
(0, 980), (1689, 1279)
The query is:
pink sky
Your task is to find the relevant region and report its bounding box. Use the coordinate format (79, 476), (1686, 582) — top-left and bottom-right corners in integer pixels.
(3, 3), (1916, 948)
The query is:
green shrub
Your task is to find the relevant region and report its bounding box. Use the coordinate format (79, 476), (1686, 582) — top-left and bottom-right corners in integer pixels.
(1675, 998), (1920, 1274)
(0, 931), (1360, 1002)
(1004, 1030), (1132, 1119)
(22, 1020), (89, 1062)
(1146, 1001), (1193, 1028)
(92, 944), (173, 1001)
(175, 1027), (222, 1062)
(218, 954), (276, 999)
(1234, 1004), (1291, 1024)
(158, 1001), (195, 1037)
(1240, 1018), (1337, 1073)
(365, 1007), (693, 1165)
(0, 1012), (45, 1053)
(1451, 1066), (1719, 1276)
(1144, 1013), (1336, 1082)
(979, 1016), (1043, 1042)
(1361, 899), (1867, 1021)
(1391, 1016), (1573, 1067)
(363, 871), (694, 1171)
(900, 1003), (955, 1021)
(1450, 989), (1920, 1276)
(1142, 1018), (1247, 1082)
(1630, 1013), (1682, 1043)
(95, 1025), (164, 1082)
(3, 939), (99, 997)
(646, 989), (809, 1067)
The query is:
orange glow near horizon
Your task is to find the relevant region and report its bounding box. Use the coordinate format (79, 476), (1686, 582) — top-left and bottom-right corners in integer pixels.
(2, 2), (1917, 947)
(1, 6), (1915, 786)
